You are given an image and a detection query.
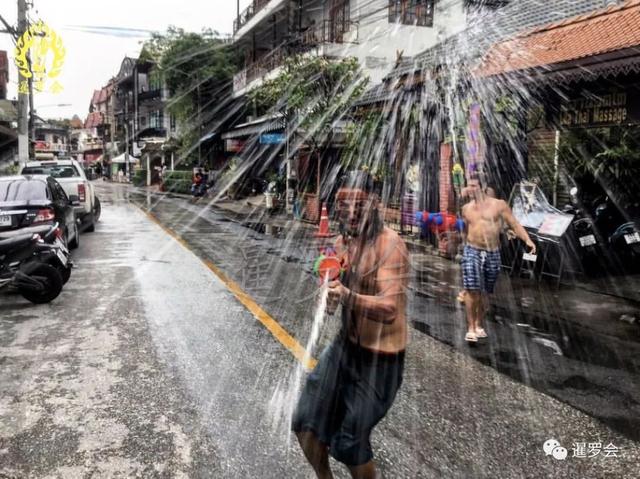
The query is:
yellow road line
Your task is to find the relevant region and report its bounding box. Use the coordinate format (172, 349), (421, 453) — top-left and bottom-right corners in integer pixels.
(136, 204), (317, 371)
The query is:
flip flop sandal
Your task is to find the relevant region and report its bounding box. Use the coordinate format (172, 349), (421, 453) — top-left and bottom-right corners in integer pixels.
(475, 328), (488, 338)
(465, 332), (478, 343)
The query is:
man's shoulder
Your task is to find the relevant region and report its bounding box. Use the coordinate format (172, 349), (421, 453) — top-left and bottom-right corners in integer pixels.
(493, 198), (509, 210)
(381, 226), (402, 242)
(379, 227), (408, 255)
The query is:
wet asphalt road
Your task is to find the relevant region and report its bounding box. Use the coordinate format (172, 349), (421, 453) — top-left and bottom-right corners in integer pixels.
(1, 181), (639, 478)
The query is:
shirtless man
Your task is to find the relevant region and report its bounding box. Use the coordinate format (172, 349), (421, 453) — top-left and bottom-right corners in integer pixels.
(292, 171), (410, 479)
(461, 176), (536, 342)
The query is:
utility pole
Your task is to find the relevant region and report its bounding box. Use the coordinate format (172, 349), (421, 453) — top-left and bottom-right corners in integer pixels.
(17, 0), (29, 165)
(124, 98), (130, 180)
(197, 76), (202, 167)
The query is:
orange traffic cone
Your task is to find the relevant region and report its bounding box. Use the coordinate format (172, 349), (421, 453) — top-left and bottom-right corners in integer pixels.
(315, 203), (333, 238)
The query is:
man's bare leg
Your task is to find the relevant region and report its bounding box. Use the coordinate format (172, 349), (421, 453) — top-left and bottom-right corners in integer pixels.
(464, 291), (479, 336)
(475, 294), (488, 330)
(296, 431), (333, 479)
(348, 461), (376, 479)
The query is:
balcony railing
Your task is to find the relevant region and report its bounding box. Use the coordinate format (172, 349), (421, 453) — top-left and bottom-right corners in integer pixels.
(233, 0), (272, 34)
(138, 89), (162, 102)
(34, 142), (69, 153)
(233, 21), (359, 93)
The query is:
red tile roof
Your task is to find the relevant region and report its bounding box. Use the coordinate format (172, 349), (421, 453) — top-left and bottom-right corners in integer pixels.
(479, 0), (640, 77)
(90, 81), (115, 108)
(84, 111), (103, 129)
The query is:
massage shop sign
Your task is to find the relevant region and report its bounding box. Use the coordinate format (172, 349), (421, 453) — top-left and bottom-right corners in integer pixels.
(559, 89), (640, 128)
(14, 21), (66, 95)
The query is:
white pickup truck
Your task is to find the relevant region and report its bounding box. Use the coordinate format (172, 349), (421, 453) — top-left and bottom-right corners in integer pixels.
(21, 159), (101, 232)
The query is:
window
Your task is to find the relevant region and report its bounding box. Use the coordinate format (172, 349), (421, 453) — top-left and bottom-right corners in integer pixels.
(149, 72), (163, 92)
(0, 178), (48, 201)
(149, 110), (164, 129)
(22, 165), (80, 178)
(328, 0), (351, 43)
(170, 113), (176, 131)
(389, 0), (435, 27)
(50, 179), (69, 203)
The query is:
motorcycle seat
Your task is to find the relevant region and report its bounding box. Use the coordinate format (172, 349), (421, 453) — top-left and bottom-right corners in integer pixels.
(0, 233), (35, 253)
(0, 225), (52, 240)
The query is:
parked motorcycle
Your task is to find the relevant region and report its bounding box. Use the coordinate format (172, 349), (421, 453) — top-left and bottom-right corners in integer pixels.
(610, 221), (640, 271)
(0, 226), (68, 303)
(566, 187), (640, 274)
(0, 223), (72, 284)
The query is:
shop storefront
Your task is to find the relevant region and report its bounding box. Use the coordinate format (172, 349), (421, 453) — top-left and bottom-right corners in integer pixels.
(220, 115), (287, 200)
(480, 0), (640, 276)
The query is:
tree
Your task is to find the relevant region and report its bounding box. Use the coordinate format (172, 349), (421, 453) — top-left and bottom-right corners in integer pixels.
(249, 55), (368, 155)
(140, 27), (240, 163)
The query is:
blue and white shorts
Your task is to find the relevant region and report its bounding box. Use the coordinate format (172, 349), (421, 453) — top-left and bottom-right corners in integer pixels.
(462, 244), (501, 294)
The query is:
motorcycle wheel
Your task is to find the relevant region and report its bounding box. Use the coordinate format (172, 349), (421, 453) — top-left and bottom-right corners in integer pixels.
(58, 265), (71, 285)
(19, 263), (63, 304)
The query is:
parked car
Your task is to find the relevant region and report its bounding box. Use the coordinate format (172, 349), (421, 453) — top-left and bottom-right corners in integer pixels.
(0, 175), (80, 249)
(21, 159), (100, 232)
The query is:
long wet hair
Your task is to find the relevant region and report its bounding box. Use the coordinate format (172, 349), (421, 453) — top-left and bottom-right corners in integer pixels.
(336, 171), (384, 243)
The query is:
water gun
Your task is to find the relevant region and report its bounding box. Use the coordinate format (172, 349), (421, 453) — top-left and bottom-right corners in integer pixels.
(313, 247), (348, 283)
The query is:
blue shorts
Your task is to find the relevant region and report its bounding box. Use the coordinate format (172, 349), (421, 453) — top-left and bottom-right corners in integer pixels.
(462, 244), (501, 293)
(292, 339), (404, 466)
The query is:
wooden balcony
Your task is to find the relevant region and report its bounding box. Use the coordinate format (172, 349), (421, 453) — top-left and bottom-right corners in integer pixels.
(233, 20), (359, 93)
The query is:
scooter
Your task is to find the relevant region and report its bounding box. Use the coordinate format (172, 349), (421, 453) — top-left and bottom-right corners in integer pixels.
(610, 221), (640, 272)
(0, 223), (72, 284)
(0, 230), (65, 304)
(564, 188), (606, 274)
(567, 188), (640, 274)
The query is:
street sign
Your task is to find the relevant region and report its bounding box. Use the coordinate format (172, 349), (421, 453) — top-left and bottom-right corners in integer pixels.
(260, 133), (285, 144)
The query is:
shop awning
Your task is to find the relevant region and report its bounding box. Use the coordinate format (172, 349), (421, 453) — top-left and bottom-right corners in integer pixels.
(111, 152), (140, 164)
(478, 0), (640, 79)
(221, 115), (285, 140)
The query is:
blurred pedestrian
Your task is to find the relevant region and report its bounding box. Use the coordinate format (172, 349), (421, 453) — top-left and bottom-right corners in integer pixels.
(293, 171), (409, 479)
(461, 175), (536, 342)
(457, 186), (496, 304)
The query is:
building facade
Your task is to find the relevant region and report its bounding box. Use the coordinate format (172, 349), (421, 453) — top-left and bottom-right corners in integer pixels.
(33, 118), (70, 160)
(232, 0), (475, 98)
(111, 56), (177, 183)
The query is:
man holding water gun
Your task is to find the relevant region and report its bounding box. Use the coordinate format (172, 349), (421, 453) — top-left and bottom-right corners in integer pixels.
(293, 171), (410, 479)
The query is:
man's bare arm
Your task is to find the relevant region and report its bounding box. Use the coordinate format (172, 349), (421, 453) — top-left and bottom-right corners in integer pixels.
(500, 200), (537, 253)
